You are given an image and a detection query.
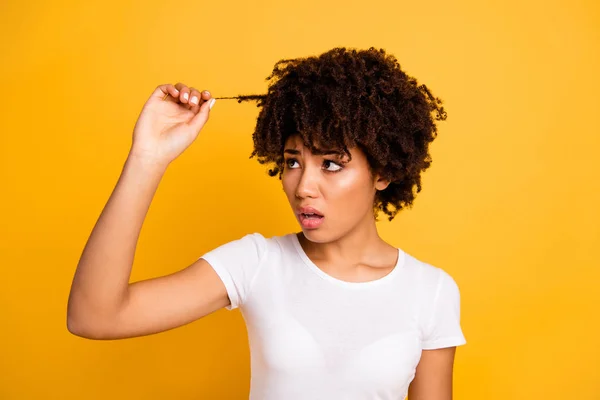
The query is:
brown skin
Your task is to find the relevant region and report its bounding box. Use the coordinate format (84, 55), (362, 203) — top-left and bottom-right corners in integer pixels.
(282, 134), (399, 281)
(68, 80), (458, 398)
(240, 47), (448, 222)
(282, 133), (457, 399)
(408, 347), (457, 400)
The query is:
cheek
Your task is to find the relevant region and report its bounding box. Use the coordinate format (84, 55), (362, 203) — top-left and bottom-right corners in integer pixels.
(281, 174), (296, 198)
(327, 170), (372, 200)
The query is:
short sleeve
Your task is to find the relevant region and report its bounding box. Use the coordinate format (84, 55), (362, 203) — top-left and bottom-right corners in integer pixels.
(199, 233), (268, 310)
(420, 268), (467, 349)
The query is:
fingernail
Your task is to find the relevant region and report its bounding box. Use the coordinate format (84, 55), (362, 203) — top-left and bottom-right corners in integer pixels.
(183, 93), (189, 100)
(209, 98), (216, 109)
(204, 90), (210, 96)
(190, 96), (198, 105)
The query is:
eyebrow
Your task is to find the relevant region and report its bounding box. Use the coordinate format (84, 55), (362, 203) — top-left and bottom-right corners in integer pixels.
(284, 148), (344, 156)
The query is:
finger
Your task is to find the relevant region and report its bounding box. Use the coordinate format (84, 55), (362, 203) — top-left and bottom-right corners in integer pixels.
(174, 82), (190, 104)
(196, 90), (212, 111)
(196, 90), (212, 112)
(188, 87), (202, 112)
(174, 82), (187, 92)
(155, 84), (180, 101)
(188, 97), (215, 133)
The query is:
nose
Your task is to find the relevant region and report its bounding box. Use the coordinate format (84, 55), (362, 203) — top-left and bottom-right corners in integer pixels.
(295, 167), (319, 199)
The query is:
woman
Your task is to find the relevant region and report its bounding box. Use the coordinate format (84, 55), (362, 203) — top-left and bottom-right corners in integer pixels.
(67, 47), (467, 400)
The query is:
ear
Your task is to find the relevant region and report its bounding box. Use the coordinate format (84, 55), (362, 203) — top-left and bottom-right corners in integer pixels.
(374, 173), (391, 191)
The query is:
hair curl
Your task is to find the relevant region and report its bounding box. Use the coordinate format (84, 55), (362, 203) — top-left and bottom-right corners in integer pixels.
(218, 47), (447, 221)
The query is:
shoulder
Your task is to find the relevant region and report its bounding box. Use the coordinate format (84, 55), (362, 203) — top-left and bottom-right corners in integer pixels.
(401, 251), (460, 296)
(222, 231), (295, 256)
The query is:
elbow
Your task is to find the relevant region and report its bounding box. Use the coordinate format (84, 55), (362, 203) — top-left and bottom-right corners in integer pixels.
(66, 317), (87, 338)
(66, 307), (116, 340)
(66, 315), (88, 338)
(66, 288), (130, 339)
(67, 314), (103, 340)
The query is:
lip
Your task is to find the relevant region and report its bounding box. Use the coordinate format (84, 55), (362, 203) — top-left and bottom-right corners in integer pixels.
(296, 206), (324, 217)
(296, 205), (325, 230)
(298, 212), (325, 229)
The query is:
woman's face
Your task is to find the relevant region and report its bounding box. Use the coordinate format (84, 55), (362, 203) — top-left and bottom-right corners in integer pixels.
(281, 134), (389, 243)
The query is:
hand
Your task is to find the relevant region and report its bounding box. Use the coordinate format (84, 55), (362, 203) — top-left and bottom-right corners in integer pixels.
(129, 83), (216, 166)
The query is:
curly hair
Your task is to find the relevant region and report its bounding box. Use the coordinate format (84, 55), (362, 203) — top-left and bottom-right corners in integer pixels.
(217, 47), (447, 221)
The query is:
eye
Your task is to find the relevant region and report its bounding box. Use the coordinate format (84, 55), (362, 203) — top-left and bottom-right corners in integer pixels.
(285, 158), (299, 169)
(323, 159), (343, 172)
(284, 158), (344, 172)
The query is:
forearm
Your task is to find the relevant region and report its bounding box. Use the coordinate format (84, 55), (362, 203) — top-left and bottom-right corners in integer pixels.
(67, 153), (168, 328)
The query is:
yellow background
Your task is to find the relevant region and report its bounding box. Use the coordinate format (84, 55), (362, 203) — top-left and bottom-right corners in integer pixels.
(1, 0), (598, 398)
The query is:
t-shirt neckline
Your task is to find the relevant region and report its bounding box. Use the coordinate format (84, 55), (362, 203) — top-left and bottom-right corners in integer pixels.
(290, 232), (405, 289)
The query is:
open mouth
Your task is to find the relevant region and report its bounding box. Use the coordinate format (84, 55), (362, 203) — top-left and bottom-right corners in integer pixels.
(300, 213), (323, 219)
(298, 213), (325, 229)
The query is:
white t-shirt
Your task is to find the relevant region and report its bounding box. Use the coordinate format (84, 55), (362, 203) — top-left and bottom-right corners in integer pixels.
(200, 232), (466, 400)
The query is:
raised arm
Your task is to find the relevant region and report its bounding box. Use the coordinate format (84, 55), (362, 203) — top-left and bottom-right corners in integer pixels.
(66, 83), (226, 340)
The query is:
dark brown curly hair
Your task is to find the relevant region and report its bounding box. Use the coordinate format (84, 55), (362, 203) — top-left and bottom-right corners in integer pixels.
(216, 47), (447, 221)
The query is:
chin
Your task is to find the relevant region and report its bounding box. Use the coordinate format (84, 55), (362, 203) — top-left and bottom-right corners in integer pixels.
(299, 228), (321, 242)
(299, 227), (338, 244)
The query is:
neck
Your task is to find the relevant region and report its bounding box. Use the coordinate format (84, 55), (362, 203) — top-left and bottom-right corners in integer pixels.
(298, 213), (389, 267)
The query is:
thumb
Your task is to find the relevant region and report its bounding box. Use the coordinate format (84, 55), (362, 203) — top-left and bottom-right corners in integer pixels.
(188, 98), (216, 132)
